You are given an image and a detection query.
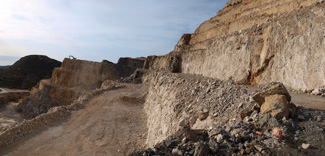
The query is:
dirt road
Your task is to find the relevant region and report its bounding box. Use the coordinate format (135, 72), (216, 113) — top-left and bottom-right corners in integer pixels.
(3, 84), (148, 156)
(291, 92), (325, 110)
(1, 80), (324, 156)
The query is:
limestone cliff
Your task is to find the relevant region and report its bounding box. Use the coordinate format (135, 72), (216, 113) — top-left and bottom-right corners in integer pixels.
(17, 57), (145, 119)
(145, 0), (325, 90)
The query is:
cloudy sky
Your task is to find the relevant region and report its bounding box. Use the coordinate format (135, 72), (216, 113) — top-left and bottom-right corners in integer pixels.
(0, 0), (228, 65)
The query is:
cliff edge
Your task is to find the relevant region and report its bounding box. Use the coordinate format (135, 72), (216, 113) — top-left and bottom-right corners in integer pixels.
(145, 0), (325, 91)
(16, 57), (145, 119)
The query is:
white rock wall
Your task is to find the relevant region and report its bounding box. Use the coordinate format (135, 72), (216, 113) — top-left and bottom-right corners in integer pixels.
(180, 3), (325, 90)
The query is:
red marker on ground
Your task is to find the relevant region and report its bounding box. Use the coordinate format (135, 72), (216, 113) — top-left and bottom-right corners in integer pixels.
(273, 127), (282, 138)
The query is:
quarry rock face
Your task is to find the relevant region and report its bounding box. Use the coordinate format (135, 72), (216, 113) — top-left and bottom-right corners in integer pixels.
(50, 58), (145, 88)
(145, 0), (325, 90)
(4, 0), (325, 155)
(144, 52), (182, 73)
(17, 57), (145, 119)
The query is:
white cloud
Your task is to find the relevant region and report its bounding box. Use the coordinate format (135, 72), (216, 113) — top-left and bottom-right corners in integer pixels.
(0, 0), (228, 63)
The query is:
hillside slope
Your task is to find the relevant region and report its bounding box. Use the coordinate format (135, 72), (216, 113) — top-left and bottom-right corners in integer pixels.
(0, 66), (10, 70)
(0, 55), (61, 89)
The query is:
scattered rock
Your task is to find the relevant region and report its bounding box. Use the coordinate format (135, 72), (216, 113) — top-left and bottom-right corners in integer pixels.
(317, 116), (322, 122)
(302, 143), (310, 149)
(230, 128), (241, 136)
(240, 149), (245, 155)
(259, 113), (271, 127)
(198, 109), (209, 121)
(252, 103), (260, 111)
(216, 134), (224, 143)
(225, 126), (231, 132)
(181, 137), (187, 144)
(179, 117), (189, 128)
(193, 142), (210, 156)
(268, 117), (279, 127)
(243, 116), (252, 123)
(297, 115), (305, 121)
(172, 148), (182, 156)
(189, 116), (198, 126)
(254, 144), (263, 152)
(240, 108), (253, 120)
(311, 88), (321, 95)
(245, 147), (251, 154)
(238, 102), (244, 108)
(151, 148), (157, 154)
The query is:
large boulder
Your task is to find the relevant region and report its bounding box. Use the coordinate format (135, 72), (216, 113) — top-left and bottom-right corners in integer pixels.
(252, 82), (291, 105)
(260, 94), (289, 120)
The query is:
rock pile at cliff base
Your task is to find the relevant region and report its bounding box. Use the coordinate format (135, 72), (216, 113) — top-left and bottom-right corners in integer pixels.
(131, 82), (325, 156)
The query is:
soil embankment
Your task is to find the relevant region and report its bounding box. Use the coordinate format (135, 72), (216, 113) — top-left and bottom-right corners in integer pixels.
(2, 84), (147, 156)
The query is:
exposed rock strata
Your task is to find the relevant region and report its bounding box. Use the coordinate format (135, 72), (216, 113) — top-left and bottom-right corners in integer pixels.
(145, 0), (325, 90)
(17, 57), (144, 119)
(3, 0), (325, 155)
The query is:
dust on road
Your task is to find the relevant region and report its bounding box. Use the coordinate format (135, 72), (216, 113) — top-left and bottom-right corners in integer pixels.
(3, 84), (148, 156)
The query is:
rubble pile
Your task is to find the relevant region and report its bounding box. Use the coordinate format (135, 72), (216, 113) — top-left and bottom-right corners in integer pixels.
(142, 71), (254, 147)
(293, 87), (325, 97)
(311, 87), (325, 97)
(131, 82), (325, 156)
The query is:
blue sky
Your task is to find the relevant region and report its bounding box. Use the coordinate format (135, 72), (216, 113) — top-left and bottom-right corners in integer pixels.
(0, 0), (228, 65)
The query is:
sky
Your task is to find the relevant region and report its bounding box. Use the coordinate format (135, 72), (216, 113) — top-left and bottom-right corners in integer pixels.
(0, 0), (228, 65)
